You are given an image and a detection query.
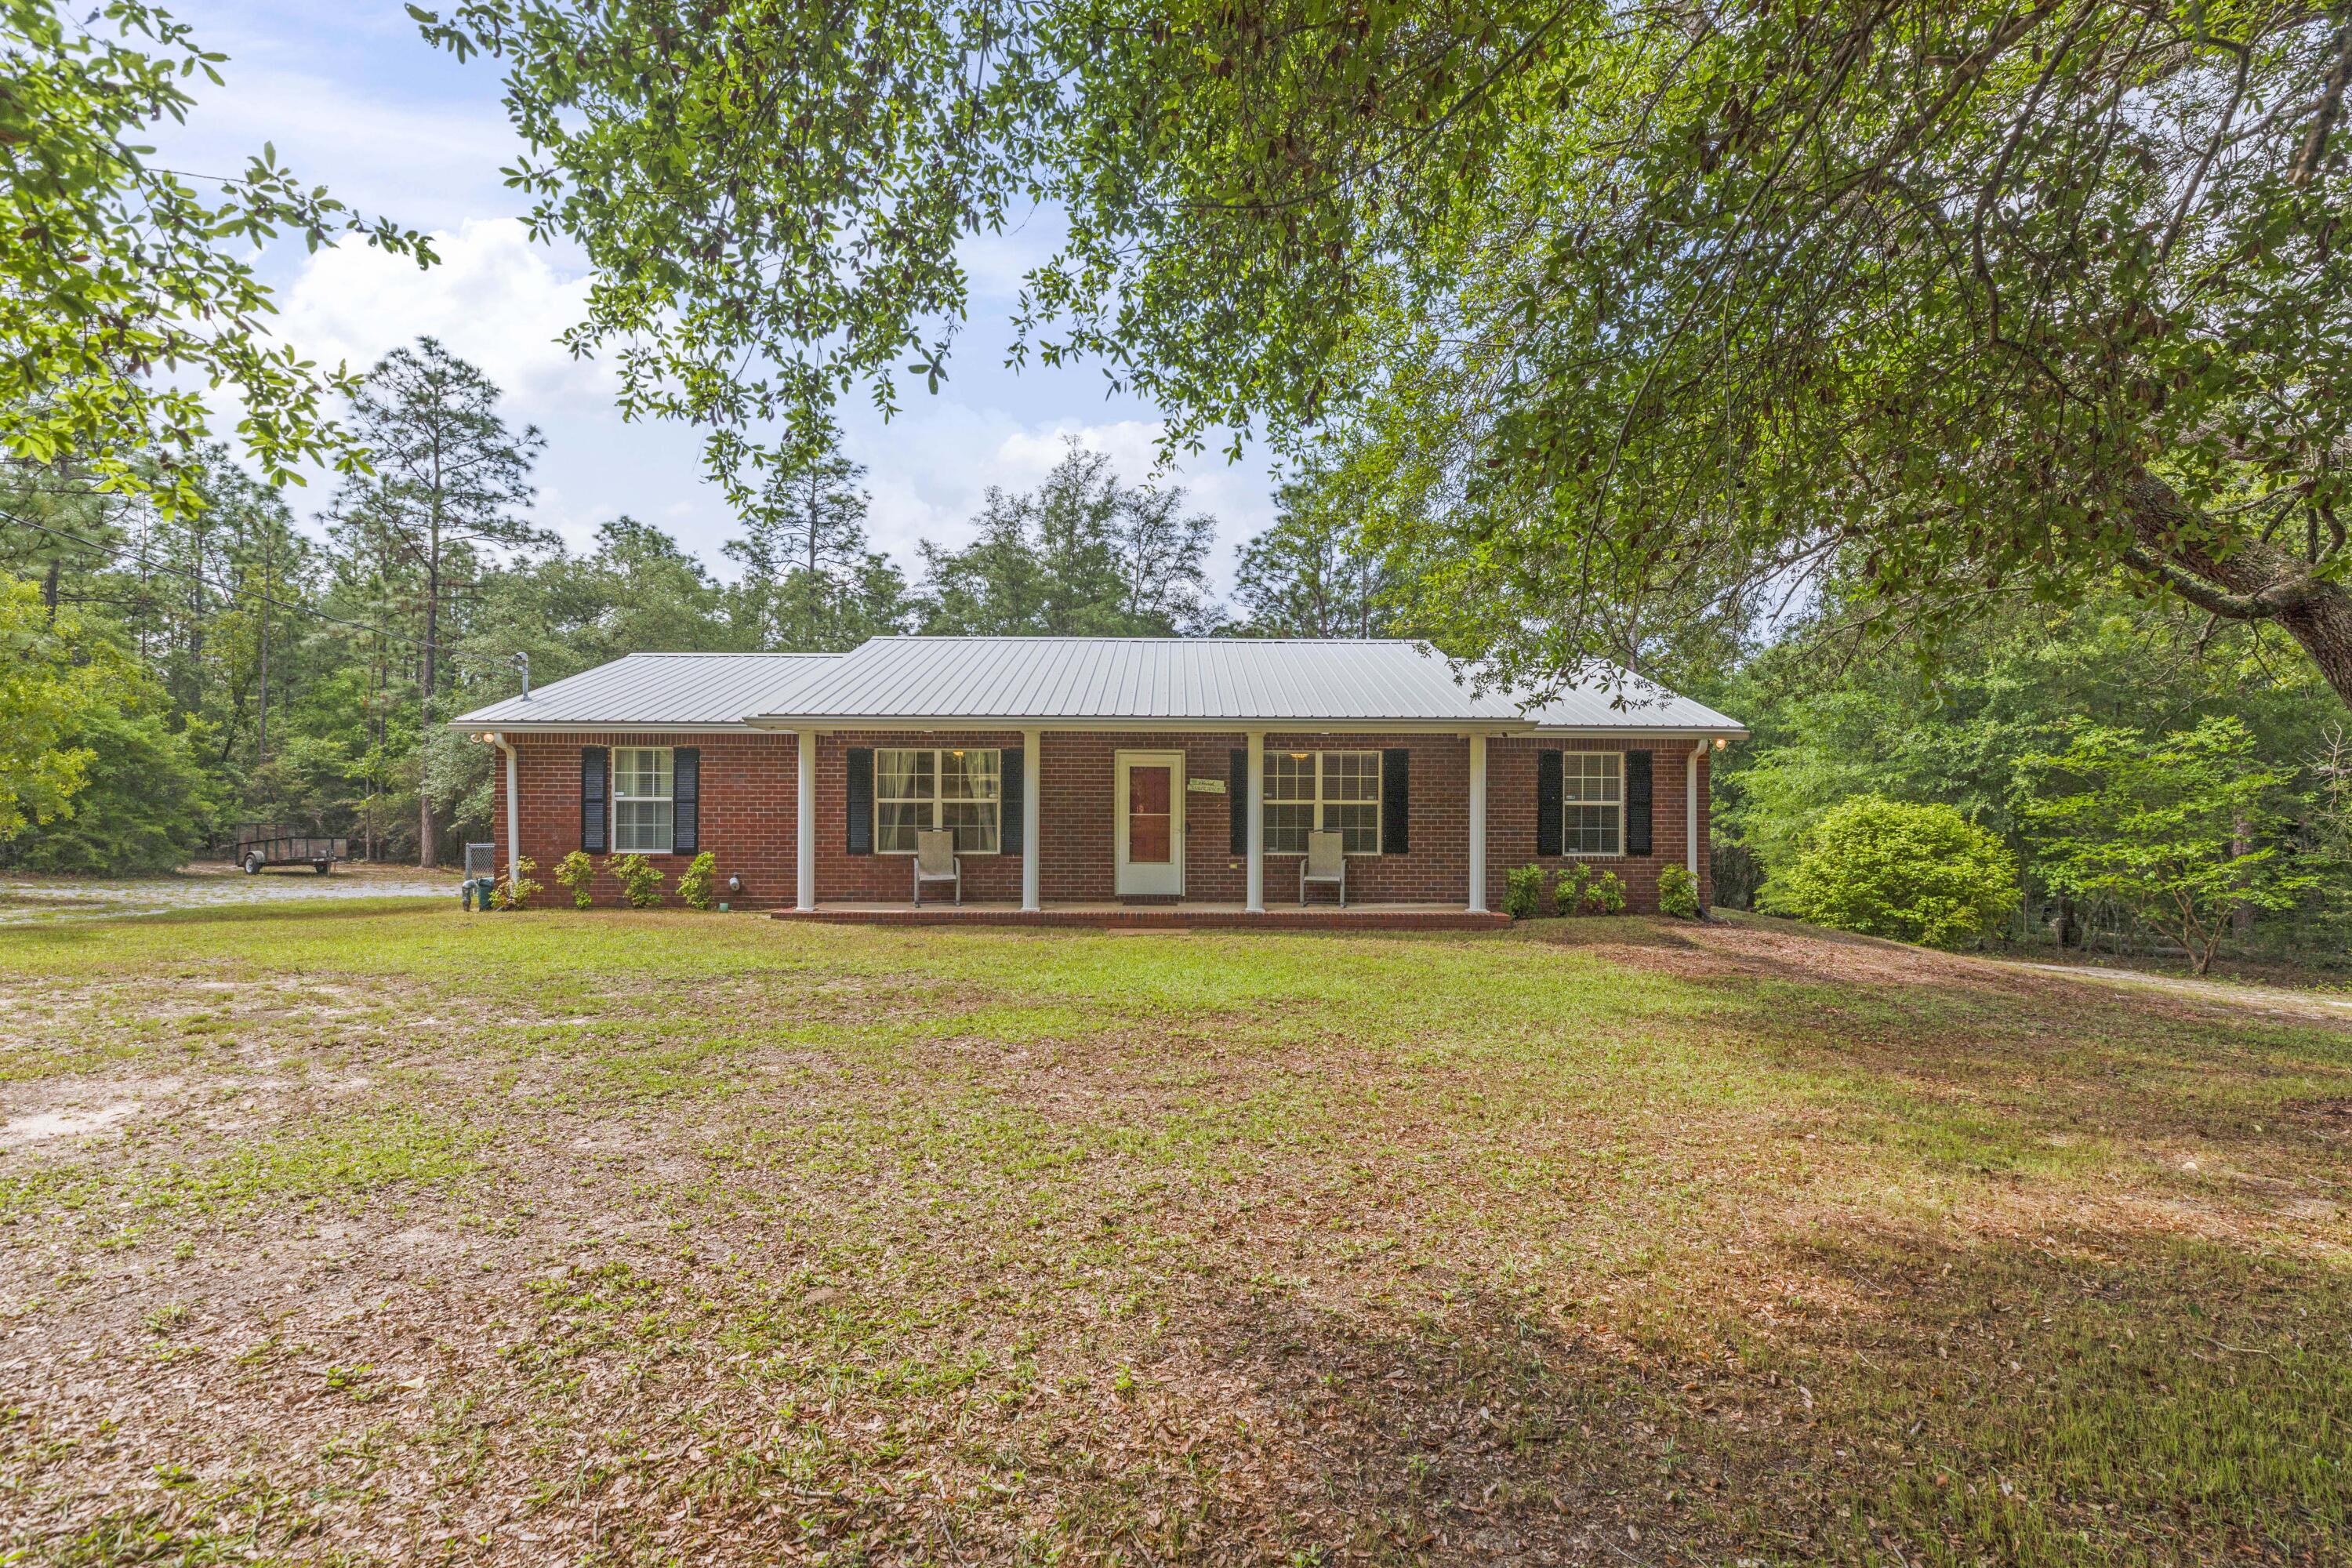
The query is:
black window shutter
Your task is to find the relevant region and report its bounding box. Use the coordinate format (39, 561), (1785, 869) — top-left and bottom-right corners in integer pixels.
(1000, 746), (1024, 855)
(1381, 747), (1410, 855)
(1624, 749), (1653, 855)
(845, 746), (873, 855)
(1229, 748), (1249, 854)
(671, 747), (699, 854)
(1536, 750), (1563, 856)
(581, 746), (608, 854)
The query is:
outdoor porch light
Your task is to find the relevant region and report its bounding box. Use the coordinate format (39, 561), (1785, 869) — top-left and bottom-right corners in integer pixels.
(1714, 736), (1728, 750)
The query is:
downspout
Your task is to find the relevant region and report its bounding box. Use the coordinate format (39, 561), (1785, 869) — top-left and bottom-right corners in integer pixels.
(492, 732), (520, 884)
(1684, 747), (1703, 884)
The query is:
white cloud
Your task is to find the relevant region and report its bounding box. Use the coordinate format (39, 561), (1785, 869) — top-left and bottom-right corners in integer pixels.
(273, 220), (608, 419)
(153, 5), (526, 236)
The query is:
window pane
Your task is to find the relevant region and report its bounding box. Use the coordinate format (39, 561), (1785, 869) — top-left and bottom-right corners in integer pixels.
(941, 749), (999, 801)
(877, 801), (926, 855)
(1563, 753), (1620, 804)
(1564, 804), (1620, 855)
(613, 747), (671, 801)
(877, 748), (930, 801)
(615, 799), (673, 851)
(1264, 802), (1311, 855)
(942, 801), (999, 855)
(1265, 752), (1315, 803)
(1323, 751), (1381, 803)
(1325, 801), (1379, 854)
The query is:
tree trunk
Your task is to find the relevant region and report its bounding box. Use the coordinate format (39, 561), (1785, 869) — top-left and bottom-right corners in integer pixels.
(2127, 469), (2352, 708)
(419, 568), (439, 869)
(256, 529), (270, 766)
(419, 449), (444, 869)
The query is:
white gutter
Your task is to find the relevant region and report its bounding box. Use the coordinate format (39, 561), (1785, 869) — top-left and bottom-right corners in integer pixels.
(490, 732), (520, 884)
(446, 721), (754, 735)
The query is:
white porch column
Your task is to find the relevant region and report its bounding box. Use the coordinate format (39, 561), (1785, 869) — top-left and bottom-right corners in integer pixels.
(1467, 732), (1488, 913)
(1686, 743), (1702, 879)
(1022, 728), (1043, 911)
(796, 729), (818, 911)
(1245, 730), (1265, 913)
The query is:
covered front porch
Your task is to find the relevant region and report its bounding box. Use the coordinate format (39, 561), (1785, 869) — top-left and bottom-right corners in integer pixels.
(768, 900), (1510, 930)
(776, 727), (1504, 916)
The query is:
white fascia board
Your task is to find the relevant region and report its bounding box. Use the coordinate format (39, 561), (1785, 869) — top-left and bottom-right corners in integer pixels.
(742, 714), (1530, 734)
(443, 720), (756, 735)
(1517, 724), (1748, 740)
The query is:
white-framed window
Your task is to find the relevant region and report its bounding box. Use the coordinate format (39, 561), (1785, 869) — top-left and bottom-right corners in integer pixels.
(877, 747), (1001, 854)
(1263, 749), (1382, 855)
(612, 746), (674, 852)
(1562, 751), (1623, 856)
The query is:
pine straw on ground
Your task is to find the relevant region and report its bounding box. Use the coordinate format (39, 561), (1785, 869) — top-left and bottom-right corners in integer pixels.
(1, 906), (2347, 1566)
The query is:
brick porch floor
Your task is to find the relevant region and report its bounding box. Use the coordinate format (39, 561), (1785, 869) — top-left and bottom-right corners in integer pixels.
(766, 902), (1509, 931)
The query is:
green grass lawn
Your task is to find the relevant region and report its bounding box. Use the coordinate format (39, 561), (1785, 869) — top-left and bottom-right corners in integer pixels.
(2, 905), (2347, 1566)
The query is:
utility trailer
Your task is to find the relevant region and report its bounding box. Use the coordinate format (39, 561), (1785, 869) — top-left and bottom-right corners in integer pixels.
(231, 822), (347, 875)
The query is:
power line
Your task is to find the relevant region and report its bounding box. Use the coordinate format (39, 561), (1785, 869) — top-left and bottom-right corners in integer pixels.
(0, 507), (525, 686)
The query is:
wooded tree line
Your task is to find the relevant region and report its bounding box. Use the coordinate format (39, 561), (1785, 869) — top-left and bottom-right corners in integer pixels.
(8, 0), (2352, 967)
(1700, 586), (2352, 967)
(0, 336), (1396, 873)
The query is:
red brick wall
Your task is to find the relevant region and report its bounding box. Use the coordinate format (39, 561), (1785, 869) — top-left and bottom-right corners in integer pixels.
(495, 731), (800, 907)
(815, 731), (1029, 903)
(492, 729), (1715, 912)
(1483, 737), (1711, 913)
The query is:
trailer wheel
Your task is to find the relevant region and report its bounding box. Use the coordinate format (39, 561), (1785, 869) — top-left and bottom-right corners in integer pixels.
(244, 854), (263, 874)
(313, 860), (332, 875)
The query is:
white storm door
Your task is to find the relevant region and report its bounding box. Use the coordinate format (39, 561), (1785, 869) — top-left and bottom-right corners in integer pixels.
(1114, 750), (1185, 896)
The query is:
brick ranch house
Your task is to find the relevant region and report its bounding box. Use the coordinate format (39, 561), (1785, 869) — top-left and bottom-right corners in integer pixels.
(451, 637), (1745, 927)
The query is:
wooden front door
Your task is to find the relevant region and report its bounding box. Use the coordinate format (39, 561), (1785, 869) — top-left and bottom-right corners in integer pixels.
(1114, 750), (1185, 896)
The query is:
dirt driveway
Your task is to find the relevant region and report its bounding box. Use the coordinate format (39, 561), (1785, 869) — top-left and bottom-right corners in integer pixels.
(0, 862), (456, 924)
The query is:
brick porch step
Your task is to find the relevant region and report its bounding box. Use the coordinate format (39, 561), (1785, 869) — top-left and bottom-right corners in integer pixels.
(767, 902), (1510, 931)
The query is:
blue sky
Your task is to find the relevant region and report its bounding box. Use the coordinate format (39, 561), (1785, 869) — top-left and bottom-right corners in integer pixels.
(165, 2), (1283, 593)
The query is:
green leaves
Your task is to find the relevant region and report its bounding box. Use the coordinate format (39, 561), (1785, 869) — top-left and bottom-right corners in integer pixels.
(2018, 717), (2321, 972)
(0, 0), (434, 507)
(1762, 796), (2020, 949)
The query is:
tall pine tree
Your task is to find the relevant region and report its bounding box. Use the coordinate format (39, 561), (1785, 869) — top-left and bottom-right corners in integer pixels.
(724, 452), (909, 650)
(326, 338), (548, 866)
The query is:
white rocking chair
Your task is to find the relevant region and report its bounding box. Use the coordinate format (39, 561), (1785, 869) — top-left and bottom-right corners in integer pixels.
(1300, 829), (1347, 907)
(913, 829), (962, 906)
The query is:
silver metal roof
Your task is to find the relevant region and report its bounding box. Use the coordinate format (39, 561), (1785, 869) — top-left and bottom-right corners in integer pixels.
(760, 637), (1740, 731)
(451, 638), (1743, 734)
(452, 652), (844, 730)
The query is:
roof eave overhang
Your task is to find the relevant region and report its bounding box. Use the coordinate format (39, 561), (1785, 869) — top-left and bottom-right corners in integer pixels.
(450, 716), (1748, 739)
(741, 714), (1533, 734)
(445, 720), (756, 735)
(1520, 724), (1748, 740)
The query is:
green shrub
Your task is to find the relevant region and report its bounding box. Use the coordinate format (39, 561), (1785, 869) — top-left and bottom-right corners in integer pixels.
(1586, 869), (1627, 914)
(605, 854), (665, 909)
(554, 850), (595, 909)
(1504, 863), (1548, 920)
(493, 857), (542, 910)
(677, 851), (717, 910)
(1763, 796), (2018, 949)
(1552, 863), (1591, 916)
(1657, 865), (1701, 919)
(3, 705), (217, 873)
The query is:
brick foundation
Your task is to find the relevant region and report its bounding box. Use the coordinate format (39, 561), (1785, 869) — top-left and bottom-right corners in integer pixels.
(487, 729), (1714, 914)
